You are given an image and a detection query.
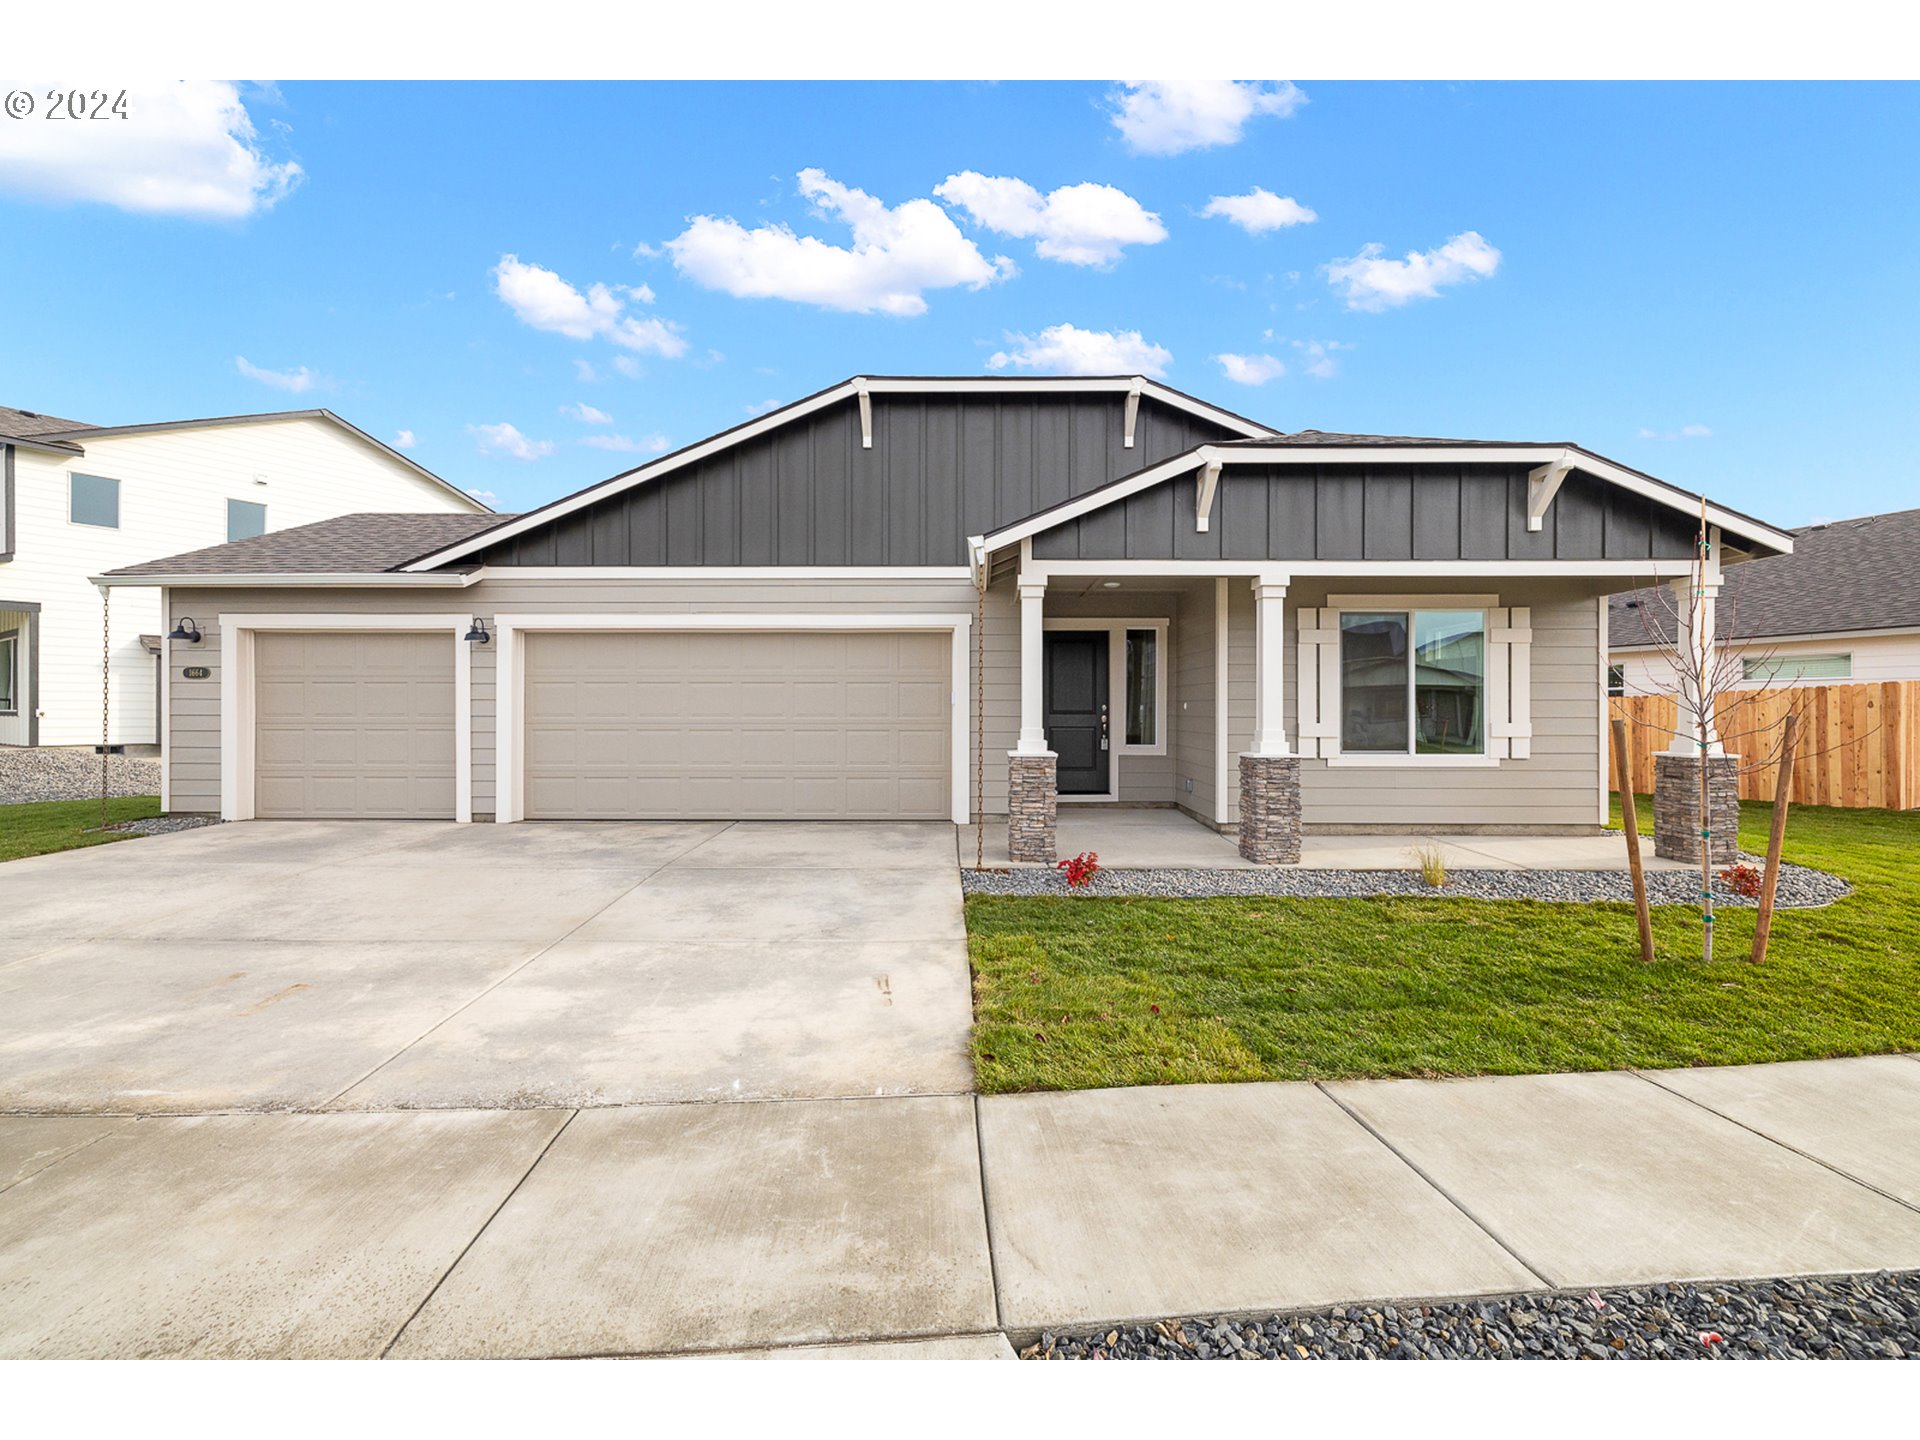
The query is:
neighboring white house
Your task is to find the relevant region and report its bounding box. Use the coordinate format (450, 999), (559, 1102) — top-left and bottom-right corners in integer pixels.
(1, 407), (488, 748)
(1610, 506), (1920, 698)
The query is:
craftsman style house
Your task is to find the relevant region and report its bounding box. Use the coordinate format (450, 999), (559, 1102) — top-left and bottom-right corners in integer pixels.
(99, 377), (1793, 863)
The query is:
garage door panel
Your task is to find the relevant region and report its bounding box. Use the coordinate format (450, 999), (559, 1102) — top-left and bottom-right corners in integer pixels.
(523, 629), (950, 820)
(253, 631), (455, 820)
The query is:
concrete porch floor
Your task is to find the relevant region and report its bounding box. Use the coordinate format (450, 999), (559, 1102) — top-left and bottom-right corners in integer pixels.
(958, 808), (1693, 872)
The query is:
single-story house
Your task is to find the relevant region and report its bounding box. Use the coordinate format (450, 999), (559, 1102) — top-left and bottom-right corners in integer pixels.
(97, 375), (1795, 863)
(1611, 505), (1920, 695)
(2, 405), (487, 749)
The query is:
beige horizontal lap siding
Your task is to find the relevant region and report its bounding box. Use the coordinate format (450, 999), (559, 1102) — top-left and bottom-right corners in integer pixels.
(165, 576), (1000, 818)
(1272, 577), (1607, 830)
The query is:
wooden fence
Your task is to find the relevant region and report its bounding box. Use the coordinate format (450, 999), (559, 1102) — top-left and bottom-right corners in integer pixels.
(1610, 681), (1920, 810)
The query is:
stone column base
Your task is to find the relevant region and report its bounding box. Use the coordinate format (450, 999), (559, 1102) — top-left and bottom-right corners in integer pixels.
(1238, 754), (1302, 865)
(1654, 752), (1740, 864)
(1008, 752), (1058, 864)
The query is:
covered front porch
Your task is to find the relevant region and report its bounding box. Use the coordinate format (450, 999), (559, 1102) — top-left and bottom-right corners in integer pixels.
(963, 807), (1692, 872)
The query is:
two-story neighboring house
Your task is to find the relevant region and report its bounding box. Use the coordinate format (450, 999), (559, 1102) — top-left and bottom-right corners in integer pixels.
(1, 407), (489, 750)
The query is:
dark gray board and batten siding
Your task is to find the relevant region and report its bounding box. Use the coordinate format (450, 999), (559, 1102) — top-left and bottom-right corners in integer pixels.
(471, 393), (1240, 569)
(1030, 464), (1704, 564)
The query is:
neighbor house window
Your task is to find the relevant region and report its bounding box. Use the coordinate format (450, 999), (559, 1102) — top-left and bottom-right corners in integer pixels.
(1742, 653), (1852, 683)
(69, 473), (120, 528)
(1124, 628), (1158, 746)
(0, 630), (16, 713)
(1608, 664), (1626, 696)
(1340, 609), (1486, 755)
(227, 499), (267, 542)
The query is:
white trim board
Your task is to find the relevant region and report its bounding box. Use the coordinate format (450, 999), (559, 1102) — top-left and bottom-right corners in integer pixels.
(975, 444), (1795, 557)
(474, 566), (973, 581)
(489, 611), (974, 825)
(1022, 558), (1702, 580)
(98, 571), (477, 589)
(405, 376), (1276, 572)
(216, 613), (473, 825)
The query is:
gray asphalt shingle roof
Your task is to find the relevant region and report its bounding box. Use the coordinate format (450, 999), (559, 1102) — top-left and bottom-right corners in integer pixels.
(1610, 507), (1920, 647)
(1, 404), (93, 438)
(101, 512), (514, 578)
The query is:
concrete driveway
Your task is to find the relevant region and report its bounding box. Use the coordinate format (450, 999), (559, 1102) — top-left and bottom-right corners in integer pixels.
(0, 819), (973, 1112)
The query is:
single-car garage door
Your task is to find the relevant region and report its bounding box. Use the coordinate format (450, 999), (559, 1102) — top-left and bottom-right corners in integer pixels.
(254, 631), (456, 819)
(522, 630), (951, 819)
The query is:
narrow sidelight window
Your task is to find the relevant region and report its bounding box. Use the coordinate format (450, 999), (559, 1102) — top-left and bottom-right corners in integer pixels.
(1124, 628), (1158, 746)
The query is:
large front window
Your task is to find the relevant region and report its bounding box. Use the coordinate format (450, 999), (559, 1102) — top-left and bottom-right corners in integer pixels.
(1340, 609), (1486, 755)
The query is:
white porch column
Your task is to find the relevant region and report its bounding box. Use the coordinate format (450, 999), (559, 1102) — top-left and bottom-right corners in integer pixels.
(1015, 576), (1050, 754)
(1249, 575), (1291, 757)
(1667, 574), (1724, 754)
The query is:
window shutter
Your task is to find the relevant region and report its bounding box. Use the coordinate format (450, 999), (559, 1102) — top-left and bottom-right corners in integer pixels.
(1295, 608), (1342, 758)
(1487, 606), (1533, 760)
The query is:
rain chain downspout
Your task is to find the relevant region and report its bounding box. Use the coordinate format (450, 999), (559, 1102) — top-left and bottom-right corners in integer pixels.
(98, 583), (111, 832)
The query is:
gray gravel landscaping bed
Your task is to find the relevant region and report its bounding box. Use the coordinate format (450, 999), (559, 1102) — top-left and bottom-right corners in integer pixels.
(1024, 1270), (1920, 1360)
(99, 815), (223, 837)
(962, 855), (1849, 908)
(0, 748), (161, 804)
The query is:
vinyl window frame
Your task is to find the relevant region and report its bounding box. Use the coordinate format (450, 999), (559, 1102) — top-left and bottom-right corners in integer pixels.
(0, 628), (16, 714)
(1322, 593), (1503, 770)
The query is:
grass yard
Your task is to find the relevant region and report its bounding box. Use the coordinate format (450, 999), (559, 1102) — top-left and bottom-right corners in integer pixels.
(967, 798), (1920, 1094)
(0, 796), (162, 863)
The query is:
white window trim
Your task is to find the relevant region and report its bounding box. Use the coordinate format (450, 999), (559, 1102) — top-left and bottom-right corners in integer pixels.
(1319, 594), (1509, 766)
(1042, 617), (1171, 803)
(216, 614), (473, 824)
(489, 612), (973, 825)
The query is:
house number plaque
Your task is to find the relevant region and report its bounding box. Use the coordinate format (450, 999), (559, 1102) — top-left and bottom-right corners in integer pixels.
(183, 666), (211, 679)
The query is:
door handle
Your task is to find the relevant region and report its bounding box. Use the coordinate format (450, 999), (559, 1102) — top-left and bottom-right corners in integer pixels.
(1100, 703), (1109, 751)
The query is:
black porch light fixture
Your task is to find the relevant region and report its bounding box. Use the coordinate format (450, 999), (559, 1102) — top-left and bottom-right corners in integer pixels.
(167, 617), (202, 644)
(464, 617), (491, 645)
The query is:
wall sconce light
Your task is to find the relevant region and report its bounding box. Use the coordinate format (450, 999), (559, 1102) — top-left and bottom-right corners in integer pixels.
(168, 617), (202, 644)
(464, 618), (491, 645)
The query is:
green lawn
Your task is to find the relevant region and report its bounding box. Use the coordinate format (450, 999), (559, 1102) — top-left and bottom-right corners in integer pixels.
(0, 796), (162, 863)
(967, 799), (1920, 1094)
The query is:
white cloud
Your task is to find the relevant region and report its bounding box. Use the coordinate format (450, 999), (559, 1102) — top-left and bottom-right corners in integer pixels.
(0, 80), (301, 219)
(1108, 81), (1306, 156)
(580, 432), (671, 454)
(632, 241), (662, 259)
(1290, 338), (1349, 378)
(234, 355), (321, 393)
(745, 398), (784, 416)
(1201, 187), (1317, 235)
(493, 254), (688, 356)
(573, 358), (600, 383)
(666, 168), (1014, 316)
(934, 172), (1165, 267)
(468, 422), (554, 461)
(1214, 353), (1287, 385)
(392, 429), (417, 450)
(464, 487), (499, 505)
(611, 355), (642, 379)
(1638, 424), (1713, 440)
(562, 402), (612, 424)
(987, 323), (1172, 378)
(1325, 231), (1502, 311)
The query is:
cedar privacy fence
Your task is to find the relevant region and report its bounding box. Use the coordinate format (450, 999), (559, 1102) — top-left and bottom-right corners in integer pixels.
(1610, 681), (1920, 811)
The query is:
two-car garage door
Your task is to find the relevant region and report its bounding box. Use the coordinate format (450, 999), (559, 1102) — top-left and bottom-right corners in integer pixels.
(521, 630), (951, 819)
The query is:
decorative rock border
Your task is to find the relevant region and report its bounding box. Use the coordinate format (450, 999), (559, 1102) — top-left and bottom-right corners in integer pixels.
(1023, 1269), (1920, 1360)
(0, 749), (161, 805)
(961, 852), (1849, 908)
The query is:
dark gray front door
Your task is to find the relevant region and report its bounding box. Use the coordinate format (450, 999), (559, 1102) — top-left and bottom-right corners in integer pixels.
(1044, 631), (1109, 795)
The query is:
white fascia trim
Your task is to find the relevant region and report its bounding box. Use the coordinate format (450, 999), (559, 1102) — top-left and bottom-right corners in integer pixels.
(1027, 559), (1700, 579)
(94, 572), (477, 588)
(409, 376), (1276, 573)
(473, 566), (972, 581)
(981, 446), (1795, 558)
(217, 613), (473, 825)
(489, 611), (974, 826)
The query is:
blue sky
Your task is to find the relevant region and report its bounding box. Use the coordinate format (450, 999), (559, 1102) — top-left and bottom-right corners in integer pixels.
(1, 80), (1913, 525)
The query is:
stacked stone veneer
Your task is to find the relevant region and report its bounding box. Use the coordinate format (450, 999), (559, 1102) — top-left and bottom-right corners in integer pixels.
(1237, 754), (1302, 865)
(1654, 752), (1740, 864)
(1008, 753), (1058, 864)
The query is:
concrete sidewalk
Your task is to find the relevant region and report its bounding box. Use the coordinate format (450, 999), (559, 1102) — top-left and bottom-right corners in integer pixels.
(4, 1055), (1919, 1357)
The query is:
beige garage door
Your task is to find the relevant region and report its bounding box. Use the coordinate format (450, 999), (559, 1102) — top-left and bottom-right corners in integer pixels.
(523, 630), (951, 819)
(254, 631), (456, 819)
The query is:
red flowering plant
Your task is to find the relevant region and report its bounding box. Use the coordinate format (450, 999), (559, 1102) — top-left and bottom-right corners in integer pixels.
(1058, 851), (1101, 889)
(1719, 862), (1763, 899)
